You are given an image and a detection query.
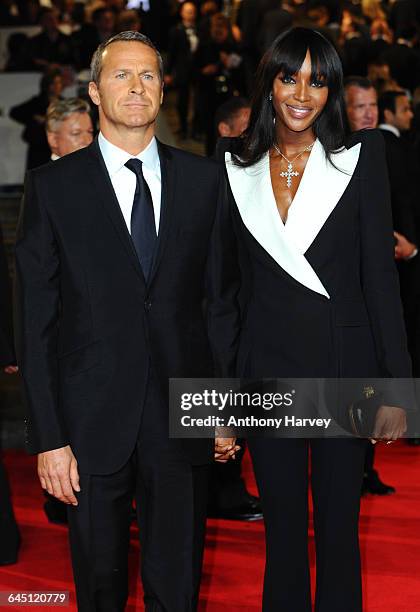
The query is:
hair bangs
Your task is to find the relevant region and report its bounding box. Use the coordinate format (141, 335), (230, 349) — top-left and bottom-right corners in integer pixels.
(306, 37), (341, 91)
(272, 29), (340, 89)
(270, 45), (308, 83)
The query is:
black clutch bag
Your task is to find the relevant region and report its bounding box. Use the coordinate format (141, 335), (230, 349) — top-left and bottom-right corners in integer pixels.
(348, 386), (383, 437)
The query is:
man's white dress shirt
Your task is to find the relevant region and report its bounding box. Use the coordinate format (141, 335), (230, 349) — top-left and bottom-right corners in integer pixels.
(98, 132), (162, 234)
(378, 123), (401, 138)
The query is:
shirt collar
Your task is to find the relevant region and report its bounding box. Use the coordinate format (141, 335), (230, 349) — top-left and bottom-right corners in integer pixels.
(51, 153), (60, 161)
(98, 132), (160, 177)
(379, 123), (400, 138)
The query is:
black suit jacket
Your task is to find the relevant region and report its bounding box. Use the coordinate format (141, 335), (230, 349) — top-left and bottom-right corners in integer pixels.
(15, 139), (239, 473)
(166, 23), (196, 85)
(379, 128), (417, 244)
(218, 130), (413, 411)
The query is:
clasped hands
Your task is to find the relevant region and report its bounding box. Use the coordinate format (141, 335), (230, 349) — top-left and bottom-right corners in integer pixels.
(214, 437), (241, 463)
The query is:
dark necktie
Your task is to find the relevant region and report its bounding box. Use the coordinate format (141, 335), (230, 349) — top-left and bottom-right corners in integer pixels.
(125, 158), (156, 280)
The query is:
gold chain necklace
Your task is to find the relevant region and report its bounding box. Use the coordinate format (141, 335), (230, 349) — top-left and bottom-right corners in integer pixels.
(273, 142), (315, 189)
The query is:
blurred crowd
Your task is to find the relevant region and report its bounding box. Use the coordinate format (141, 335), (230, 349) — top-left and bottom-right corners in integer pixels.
(0, 0), (418, 168)
(1, 0), (420, 156)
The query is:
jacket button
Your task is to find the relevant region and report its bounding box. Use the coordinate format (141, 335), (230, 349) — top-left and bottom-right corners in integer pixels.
(144, 300), (152, 311)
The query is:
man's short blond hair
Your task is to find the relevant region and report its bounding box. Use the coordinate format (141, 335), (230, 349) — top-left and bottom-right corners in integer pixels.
(46, 98), (91, 132)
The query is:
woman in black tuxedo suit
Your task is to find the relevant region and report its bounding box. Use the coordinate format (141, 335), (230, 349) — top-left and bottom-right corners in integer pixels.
(218, 28), (409, 611)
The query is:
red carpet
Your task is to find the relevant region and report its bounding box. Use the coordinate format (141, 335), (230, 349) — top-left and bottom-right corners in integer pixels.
(1, 443), (419, 611)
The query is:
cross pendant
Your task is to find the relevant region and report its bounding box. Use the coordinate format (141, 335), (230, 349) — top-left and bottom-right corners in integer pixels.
(280, 163), (299, 189)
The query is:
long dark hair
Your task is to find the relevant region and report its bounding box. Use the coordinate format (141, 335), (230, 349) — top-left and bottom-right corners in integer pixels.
(234, 27), (346, 167)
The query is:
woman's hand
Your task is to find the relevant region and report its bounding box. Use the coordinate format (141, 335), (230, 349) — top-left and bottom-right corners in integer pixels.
(214, 437), (241, 463)
(369, 405), (407, 444)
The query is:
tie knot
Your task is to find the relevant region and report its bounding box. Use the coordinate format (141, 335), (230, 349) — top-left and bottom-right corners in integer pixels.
(125, 158), (143, 177)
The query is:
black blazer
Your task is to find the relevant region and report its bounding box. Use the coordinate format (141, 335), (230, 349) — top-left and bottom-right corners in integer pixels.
(218, 129), (413, 406)
(379, 127), (417, 244)
(15, 139), (239, 473)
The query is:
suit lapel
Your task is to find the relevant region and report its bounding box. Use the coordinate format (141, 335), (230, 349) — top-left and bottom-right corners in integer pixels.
(225, 150), (331, 298)
(225, 140), (362, 298)
(148, 140), (176, 284)
(285, 139), (361, 254)
(86, 139), (145, 284)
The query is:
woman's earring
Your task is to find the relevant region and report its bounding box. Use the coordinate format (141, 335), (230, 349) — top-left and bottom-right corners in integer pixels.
(269, 92), (273, 101)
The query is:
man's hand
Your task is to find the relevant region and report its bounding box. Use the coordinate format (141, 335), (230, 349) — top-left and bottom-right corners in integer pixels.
(369, 405), (407, 444)
(215, 437), (241, 463)
(37, 445), (80, 505)
(394, 231), (417, 260)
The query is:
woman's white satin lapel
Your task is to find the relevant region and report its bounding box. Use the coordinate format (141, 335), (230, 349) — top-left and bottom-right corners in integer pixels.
(225, 151), (330, 298)
(285, 139), (362, 254)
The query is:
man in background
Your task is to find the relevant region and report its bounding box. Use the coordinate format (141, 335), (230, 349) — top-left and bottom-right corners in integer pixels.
(46, 98), (94, 160)
(345, 76), (380, 132)
(345, 77), (417, 260)
(378, 90), (420, 446)
(165, 2), (200, 139)
(378, 92), (420, 390)
(214, 96), (250, 141)
(344, 77), (410, 495)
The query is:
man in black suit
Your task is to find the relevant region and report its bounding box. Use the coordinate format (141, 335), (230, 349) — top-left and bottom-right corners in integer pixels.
(165, 2), (199, 139)
(378, 91), (420, 372)
(15, 31), (239, 611)
(378, 91), (417, 257)
(344, 77), (409, 495)
(0, 224), (20, 566)
(378, 90), (420, 444)
(345, 77), (417, 262)
(29, 7), (74, 71)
